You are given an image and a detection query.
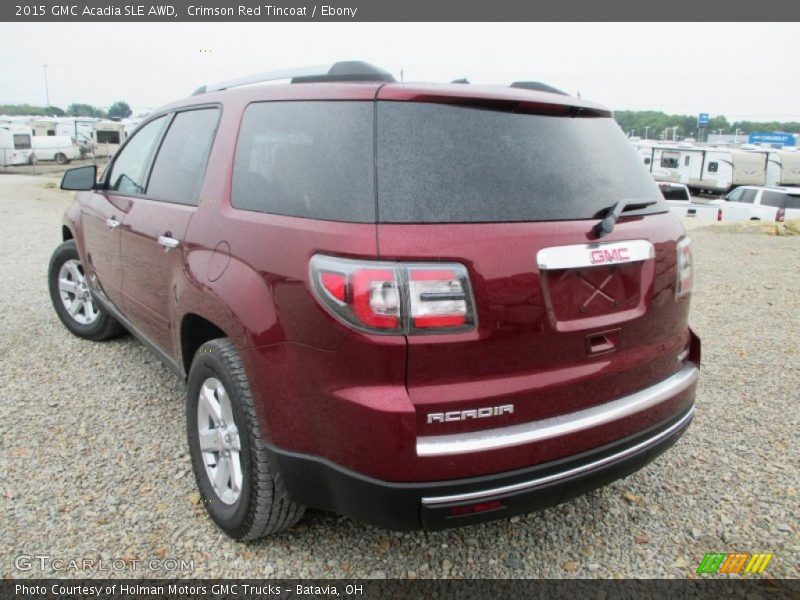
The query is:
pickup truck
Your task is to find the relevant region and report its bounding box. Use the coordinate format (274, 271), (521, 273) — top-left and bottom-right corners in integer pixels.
(660, 183), (722, 221)
(710, 186), (800, 222)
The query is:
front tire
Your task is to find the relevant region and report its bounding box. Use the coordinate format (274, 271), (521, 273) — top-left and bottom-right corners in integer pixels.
(47, 240), (125, 340)
(187, 338), (305, 540)
(55, 152), (68, 165)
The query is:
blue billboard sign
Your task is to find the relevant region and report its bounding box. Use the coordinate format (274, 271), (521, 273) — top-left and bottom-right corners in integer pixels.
(747, 132), (796, 146)
(698, 113), (709, 127)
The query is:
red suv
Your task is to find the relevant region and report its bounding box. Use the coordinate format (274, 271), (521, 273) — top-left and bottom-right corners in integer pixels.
(49, 62), (700, 540)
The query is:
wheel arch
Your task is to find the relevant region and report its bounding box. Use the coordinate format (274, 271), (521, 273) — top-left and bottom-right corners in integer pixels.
(180, 313), (230, 375)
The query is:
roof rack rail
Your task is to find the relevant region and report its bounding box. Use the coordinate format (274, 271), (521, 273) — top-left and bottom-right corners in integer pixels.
(510, 81), (569, 96)
(192, 61), (395, 95)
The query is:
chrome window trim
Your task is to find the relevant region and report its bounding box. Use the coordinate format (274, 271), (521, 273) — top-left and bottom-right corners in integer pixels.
(421, 406), (695, 506)
(417, 363), (698, 458)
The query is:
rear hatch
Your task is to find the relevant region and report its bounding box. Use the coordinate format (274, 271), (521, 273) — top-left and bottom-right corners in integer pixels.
(374, 87), (692, 440)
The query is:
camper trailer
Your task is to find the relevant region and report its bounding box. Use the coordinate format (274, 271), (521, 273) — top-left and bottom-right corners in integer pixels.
(26, 118), (58, 137)
(0, 125), (34, 166)
(634, 141), (768, 193)
(55, 117), (98, 154)
(764, 148), (800, 187)
(92, 121), (126, 157)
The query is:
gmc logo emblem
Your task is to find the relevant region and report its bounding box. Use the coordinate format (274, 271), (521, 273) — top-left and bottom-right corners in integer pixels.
(590, 248), (630, 264)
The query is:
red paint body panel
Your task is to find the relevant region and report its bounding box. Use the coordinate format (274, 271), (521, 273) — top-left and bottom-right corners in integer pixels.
(61, 80), (698, 491)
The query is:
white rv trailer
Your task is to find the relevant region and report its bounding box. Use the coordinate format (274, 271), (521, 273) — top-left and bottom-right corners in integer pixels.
(92, 121), (126, 157)
(26, 118), (58, 137)
(634, 141), (767, 193)
(0, 125), (34, 166)
(54, 117), (98, 150)
(762, 148), (800, 187)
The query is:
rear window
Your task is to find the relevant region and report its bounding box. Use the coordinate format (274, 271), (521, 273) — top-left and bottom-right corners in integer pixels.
(13, 134), (31, 149)
(96, 130), (121, 144)
(232, 101), (374, 222)
(376, 102), (666, 223)
(659, 184), (690, 201)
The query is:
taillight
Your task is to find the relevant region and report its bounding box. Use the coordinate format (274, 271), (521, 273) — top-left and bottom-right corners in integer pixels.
(776, 207), (785, 222)
(676, 237), (693, 298)
(310, 255), (476, 335)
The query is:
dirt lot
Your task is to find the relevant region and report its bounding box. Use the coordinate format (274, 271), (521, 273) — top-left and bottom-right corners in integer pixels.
(0, 174), (797, 580)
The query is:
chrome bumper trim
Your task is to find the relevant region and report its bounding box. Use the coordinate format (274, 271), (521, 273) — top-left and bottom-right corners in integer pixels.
(421, 406), (695, 506)
(417, 363), (699, 457)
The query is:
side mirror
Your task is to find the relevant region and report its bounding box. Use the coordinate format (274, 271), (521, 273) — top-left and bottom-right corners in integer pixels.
(61, 165), (98, 191)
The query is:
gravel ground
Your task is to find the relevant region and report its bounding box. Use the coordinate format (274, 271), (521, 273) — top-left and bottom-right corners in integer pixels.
(1, 175), (797, 579)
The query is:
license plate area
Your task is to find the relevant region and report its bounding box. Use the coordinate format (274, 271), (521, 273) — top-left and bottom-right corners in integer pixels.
(537, 240), (654, 332)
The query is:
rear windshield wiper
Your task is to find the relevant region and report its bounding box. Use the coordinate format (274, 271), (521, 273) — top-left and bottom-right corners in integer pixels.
(593, 198), (658, 238)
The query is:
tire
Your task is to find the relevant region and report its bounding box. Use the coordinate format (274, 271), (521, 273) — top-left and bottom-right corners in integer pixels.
(47, 240), (125, 341)
(187, 338), (305, 540)
(28, 154), (37, 166)
(55, 153), (68, 165)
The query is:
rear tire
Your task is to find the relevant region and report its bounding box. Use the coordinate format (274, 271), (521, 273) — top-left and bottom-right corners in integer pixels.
(47, 240), (125, 341)
(187, 338), (305, 540)
(55, 152), (68, 165)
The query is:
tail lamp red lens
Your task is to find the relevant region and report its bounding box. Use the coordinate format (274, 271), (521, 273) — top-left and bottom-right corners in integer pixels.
(675, 237), (693, 298)
(310, 255), (476, 335)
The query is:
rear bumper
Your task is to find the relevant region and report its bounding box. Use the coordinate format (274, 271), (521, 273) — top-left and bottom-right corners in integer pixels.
(267, 405), (695, 531)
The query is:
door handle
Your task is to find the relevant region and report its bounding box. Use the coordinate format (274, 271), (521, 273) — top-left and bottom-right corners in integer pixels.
(106, 218), (120, 230)
(158, 235), (180, 250)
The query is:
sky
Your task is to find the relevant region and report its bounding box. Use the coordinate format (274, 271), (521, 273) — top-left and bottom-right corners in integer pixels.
(0, 22), (797, 122)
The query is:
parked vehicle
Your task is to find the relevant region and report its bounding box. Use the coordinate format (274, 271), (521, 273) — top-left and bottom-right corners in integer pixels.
(764, 148), (800, 187)
(49, 61), (700, 539)
(0, 125), (34, 166)
(92, 121), (126, 157)
(635, 141), (767, 193)
(660, 183), (722, 220)
(55, 117), (98, 156)
(30, 135), (81, 164)
(710, 185), (800, 222)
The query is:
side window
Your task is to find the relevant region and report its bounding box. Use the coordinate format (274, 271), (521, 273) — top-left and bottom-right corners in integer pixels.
(231, 101), (374, 222)
(684, 156), (691, 166)
(708, 161), (718, 173)
(739, 189), (757, 204)
(760, 191), (785, 208)
(725, 188), (743, 202)
(660, 152), (679, 168)
(784, 195), (800, 210)
(107, 117), (166, 194)
(147, 108), (220, 206)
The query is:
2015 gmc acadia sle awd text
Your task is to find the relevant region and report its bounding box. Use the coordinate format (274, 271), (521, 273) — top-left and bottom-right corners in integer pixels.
(48, 61), (700, 540)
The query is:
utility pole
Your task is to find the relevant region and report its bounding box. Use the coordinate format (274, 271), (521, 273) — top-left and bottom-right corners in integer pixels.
(42, 64), (50, 105)
(644, 126), (650, 139)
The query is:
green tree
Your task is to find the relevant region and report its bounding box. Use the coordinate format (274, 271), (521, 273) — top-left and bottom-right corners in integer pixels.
(0, 103), (64, 116)
(67, 103), (102, 117)
(107, 101), (132, 119)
